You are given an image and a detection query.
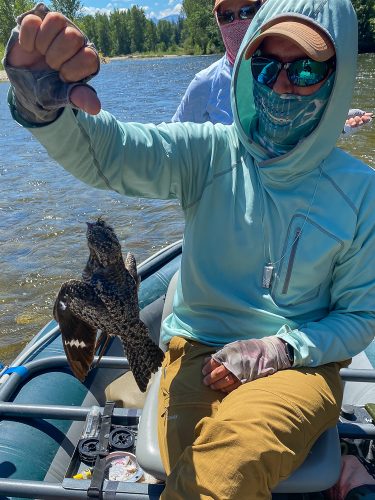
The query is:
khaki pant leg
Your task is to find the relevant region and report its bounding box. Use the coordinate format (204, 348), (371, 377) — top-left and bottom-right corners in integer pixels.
(158, 336), (224, 474)
(160, 341), (344, 500)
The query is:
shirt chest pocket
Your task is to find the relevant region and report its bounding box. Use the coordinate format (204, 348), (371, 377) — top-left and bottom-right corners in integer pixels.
(271, 215), (344, 307)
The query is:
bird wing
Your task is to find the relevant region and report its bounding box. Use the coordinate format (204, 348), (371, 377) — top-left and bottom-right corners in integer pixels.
(53, 280), (112, 382)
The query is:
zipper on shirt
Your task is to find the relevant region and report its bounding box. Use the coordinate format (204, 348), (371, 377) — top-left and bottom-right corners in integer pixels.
(282, 228), (302, 294)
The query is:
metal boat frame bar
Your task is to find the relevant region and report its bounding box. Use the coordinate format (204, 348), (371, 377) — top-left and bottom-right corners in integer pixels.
(0, 355), (129, 402)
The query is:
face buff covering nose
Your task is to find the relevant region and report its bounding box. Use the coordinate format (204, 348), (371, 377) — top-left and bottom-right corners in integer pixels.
(219, 18), (252, 66)
(252, 73), (335, 157)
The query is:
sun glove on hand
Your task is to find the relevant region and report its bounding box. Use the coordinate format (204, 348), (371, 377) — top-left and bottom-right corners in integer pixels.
(211, 336), (292, 383)
(343, 109), (372, 136)
(3, 3), (99, 125)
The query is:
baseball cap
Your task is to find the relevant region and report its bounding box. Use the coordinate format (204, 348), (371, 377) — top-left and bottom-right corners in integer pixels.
(244, 17), (335, 62)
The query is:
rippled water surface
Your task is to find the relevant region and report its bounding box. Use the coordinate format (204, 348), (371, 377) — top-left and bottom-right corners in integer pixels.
(0, 54), (374, 363)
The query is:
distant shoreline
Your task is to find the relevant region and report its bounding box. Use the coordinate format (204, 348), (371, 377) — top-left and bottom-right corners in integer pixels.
(109, 53), (190, 61)
(0, 53), (218, 82)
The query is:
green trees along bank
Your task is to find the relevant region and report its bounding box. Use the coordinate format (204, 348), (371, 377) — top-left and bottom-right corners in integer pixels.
(352, 0), (375, 52)
(0, 0), (374, 69)
(79, 8), (189, 57)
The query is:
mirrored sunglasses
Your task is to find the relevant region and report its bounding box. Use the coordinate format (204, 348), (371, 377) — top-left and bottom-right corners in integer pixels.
(251, 54), (336, 88)
(217, 2), (261, 25)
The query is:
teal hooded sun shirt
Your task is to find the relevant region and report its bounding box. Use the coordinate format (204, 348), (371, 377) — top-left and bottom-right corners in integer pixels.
(9, 0), (375, 367)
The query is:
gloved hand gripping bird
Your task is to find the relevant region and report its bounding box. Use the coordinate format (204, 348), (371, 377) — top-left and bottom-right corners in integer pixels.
(53, 219), (164, 392)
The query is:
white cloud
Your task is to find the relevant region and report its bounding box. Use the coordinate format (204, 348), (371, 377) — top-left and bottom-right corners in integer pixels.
(159, 3), (182, 18)
(82, 6), (112, 15)
(106, 1), (133, 8)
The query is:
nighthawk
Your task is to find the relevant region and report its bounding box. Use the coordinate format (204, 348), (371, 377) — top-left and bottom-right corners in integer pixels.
(53, 218), (164, 392)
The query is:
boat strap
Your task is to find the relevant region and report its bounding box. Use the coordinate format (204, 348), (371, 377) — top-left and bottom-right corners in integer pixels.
(87, 401), (115, 499)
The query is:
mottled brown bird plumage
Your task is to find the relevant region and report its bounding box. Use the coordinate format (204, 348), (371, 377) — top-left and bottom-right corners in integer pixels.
(53, 218), (164, 392)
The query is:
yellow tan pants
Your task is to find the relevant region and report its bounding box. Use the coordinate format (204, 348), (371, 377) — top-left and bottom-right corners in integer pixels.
(158, 336), (347, 500)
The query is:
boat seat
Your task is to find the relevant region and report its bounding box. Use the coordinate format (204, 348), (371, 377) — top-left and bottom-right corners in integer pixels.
(136, 271), (342, 492)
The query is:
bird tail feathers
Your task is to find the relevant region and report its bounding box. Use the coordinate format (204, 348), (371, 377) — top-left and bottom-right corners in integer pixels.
(122, 320), (164, 392)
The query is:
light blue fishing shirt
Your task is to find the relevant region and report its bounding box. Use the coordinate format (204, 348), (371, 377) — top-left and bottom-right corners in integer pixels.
(172, 55), (233, 125)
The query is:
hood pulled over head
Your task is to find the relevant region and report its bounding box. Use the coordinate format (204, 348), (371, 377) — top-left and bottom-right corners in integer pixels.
(231, 0), (358, 177)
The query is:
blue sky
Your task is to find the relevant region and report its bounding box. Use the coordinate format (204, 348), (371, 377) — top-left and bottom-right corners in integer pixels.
(80, 0), (183, 19)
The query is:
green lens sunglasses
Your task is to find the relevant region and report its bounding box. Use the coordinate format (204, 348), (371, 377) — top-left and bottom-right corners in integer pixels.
(251, 54), (336, 88)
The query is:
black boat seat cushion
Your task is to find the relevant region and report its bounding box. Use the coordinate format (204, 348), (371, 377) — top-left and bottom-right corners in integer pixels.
(136, 272), (342, 492)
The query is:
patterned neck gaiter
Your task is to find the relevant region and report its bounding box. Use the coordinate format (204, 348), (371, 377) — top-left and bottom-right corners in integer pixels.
(252, 73), (335, 157)
(219, 18), (252, 66)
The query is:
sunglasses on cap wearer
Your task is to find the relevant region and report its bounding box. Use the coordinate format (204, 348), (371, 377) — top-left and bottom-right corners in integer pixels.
(217, 2), (262, 25)
(251, 51), (336, 88)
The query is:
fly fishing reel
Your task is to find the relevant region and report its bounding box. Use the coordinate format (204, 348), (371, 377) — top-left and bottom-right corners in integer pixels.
(78, 437), (100, 465)
(108, 427), (135, 452)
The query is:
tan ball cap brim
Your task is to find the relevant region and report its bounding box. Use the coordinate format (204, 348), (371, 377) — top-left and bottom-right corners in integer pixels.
(244, 18), (335, 62)
(213, 0), (227, 11)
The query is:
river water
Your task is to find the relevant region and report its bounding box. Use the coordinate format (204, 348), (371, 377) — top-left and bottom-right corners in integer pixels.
(0, 54), (374, 363)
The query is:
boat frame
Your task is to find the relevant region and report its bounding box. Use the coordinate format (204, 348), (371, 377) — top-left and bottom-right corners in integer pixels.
(0, 362), (375, 498)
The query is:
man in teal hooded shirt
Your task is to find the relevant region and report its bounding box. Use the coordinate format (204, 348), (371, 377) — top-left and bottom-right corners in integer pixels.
(4, 0), (375, 497)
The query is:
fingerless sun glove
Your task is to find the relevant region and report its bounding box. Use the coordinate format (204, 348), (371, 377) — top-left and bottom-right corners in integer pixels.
(3, 2), (99, 125)
(212, 336), (293, 383)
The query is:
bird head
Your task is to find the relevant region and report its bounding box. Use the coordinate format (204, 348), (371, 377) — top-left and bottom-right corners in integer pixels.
(86, 218), (122, 267)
